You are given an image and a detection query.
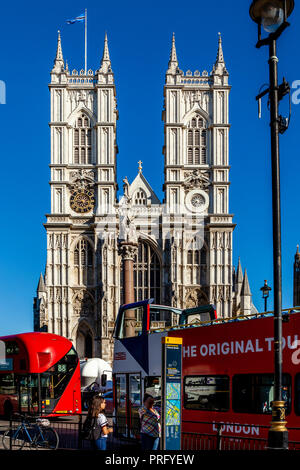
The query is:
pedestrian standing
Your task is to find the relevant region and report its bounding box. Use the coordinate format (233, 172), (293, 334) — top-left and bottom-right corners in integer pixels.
(87, 395), (113, 450)
(138, 394), (161, 450)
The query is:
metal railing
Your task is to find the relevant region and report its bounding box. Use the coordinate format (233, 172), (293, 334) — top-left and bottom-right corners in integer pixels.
(149, 307), (300, 334)
(2, 415), (300, 450)
(0, 413), (140, 450)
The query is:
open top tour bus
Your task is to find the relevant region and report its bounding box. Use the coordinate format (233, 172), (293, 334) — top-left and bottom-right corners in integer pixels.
(112, 299), (300, 448)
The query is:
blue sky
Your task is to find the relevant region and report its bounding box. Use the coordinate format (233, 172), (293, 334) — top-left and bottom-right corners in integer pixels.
(0, 0), (299, 335)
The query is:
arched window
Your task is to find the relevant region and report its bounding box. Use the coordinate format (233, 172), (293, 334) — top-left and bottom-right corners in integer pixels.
(187, 243), (207, 286)
(120, 242), (161, 303)
(73, 239), (94, 285)
(186, 114), (207, 165)
(73, 114), (92, 164)
(134, 189), (147, 206)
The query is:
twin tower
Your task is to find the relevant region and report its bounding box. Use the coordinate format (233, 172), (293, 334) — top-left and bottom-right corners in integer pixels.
(33, 32), (256, 363)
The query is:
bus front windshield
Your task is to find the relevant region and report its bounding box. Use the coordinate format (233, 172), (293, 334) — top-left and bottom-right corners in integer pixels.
(41, 346), (78, 401)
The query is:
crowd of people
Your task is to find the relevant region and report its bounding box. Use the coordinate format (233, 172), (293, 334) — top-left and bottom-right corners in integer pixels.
(85, 393), (161, 451)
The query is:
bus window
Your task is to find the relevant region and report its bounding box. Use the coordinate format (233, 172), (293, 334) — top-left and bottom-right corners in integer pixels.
(144, 376), (161, 408)
(149, 308), (180, 331)
(0, 373), (16, 395)
(118, 306), (144, 339)
(129, 375), (141, 406)
(115, 374), (127, 436)
(232, 374), (291, 414)
(115, 374), (126, 410)
(184, 376), (230, 412)
(5, 342), (19, 355)
(129, 374), (141, 437)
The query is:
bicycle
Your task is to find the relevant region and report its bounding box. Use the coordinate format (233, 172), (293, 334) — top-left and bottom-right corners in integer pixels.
(2, 414), (59, 450)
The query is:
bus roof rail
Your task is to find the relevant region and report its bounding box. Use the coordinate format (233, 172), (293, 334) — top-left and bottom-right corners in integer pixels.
(149, 307), (300, 334)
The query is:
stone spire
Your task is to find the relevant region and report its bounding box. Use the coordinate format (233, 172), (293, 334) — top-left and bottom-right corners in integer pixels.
(99, 32), (112, 74)
(167, 33), (179, 74)
(37, 273), (46, 294)
(52, 30), (64, 72)
(296, 245), (300, 260)
(236, 258), (243, 285)
(241, 269), (252, 316)
(241, 269), (252, 296)
(212, 32), (228, 75)
(216, 32), (224, 63)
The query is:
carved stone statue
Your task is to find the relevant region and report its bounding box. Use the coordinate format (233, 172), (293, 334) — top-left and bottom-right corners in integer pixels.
(183, 170), (211, 191)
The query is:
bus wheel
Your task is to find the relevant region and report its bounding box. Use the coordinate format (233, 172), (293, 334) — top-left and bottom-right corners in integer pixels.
(4, 401), (13, 419)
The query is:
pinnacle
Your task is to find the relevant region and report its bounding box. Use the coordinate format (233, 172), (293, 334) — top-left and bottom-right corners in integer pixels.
(52, 30), (64, 72)
(103, 32), (110, 62)
(56, 30), (64, 62)
(212, 32), (228, 75)
(216, 32), (224, 63)
(241, 269), (252, 296)
(167, 32), (179, 74)
(37, 273), (46, 293)
(99, 32), (112, 74)
(170, 32), (178, 63)
(236, 257), (243, 284)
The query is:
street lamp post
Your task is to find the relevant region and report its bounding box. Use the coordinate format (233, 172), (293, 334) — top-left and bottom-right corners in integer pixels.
(260, 280), (272, 312)
(249, 0), (294, 450)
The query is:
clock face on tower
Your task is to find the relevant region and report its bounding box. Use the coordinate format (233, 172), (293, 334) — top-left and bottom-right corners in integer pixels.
(191, 194), (206, 209)
(185, 189), (209, 214)
(70, 189), (95, 213)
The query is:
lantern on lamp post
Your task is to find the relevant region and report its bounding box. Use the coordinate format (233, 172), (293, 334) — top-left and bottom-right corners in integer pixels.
(260, 280), (272, 312)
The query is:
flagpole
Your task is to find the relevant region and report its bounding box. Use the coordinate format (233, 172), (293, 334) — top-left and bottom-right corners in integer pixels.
(85, 8), (87, 74)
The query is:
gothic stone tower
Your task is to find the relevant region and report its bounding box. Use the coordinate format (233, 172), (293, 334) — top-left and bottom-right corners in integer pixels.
(162, 33), (235, 318)
(34, 32), (118, 362)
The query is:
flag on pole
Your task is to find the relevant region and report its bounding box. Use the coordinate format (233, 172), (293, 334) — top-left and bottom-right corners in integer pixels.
(66, 13), (85, 24)
(66, 10), (87, 74)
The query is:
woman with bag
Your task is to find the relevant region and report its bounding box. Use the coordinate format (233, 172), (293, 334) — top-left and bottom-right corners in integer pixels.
(138, 394), (161, 450)
(85, 395), (113, 450)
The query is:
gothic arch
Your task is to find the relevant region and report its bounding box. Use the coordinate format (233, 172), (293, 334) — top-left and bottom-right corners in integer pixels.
(138, 233), (163, 266)
(182, 106), (210, 127)
(71, 237), (95, 287)
(186, 236), (208, 252)
(186, 236), (208, 287)
(70, 235), (95, 252)
(133, 188), (148, 206)
(185, 288), (209, 309)
(67, 105), (96, 128)
(72, 289), (95, 317)
(74, 319), (95, 359)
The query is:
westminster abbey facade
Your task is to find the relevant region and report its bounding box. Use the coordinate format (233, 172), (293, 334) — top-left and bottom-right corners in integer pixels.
(33, 32), (257, 363)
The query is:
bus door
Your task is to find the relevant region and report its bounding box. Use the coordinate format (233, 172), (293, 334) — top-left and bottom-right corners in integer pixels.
(17, 374), (39, 414)
(115, 373), (142, 439)
(17, 375), (29, 414)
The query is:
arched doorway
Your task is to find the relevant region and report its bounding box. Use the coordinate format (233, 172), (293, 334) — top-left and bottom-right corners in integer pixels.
(76, 322), (94, 359)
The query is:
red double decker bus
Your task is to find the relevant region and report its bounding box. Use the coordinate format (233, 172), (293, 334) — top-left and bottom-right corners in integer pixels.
(0, 333), (81, 417)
